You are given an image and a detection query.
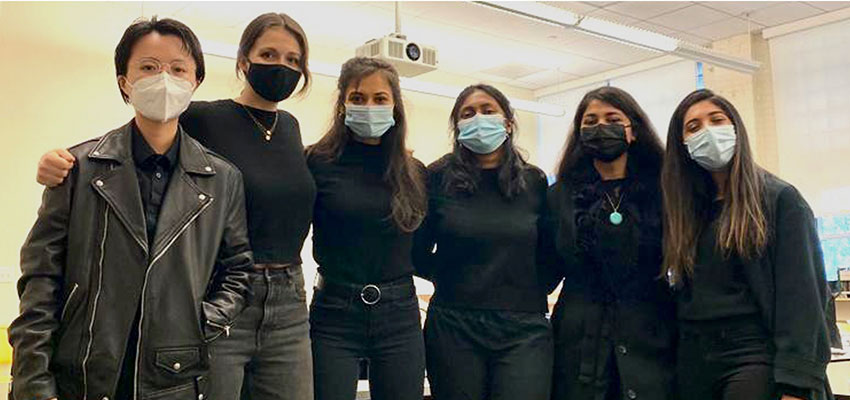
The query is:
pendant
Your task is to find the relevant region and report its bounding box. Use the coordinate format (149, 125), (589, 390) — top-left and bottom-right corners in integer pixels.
(264, 131), (272, 141)
(609, 211), (623, 225)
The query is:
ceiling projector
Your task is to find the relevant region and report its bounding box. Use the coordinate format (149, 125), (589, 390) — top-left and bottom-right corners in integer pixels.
(355, 33), (438, 77)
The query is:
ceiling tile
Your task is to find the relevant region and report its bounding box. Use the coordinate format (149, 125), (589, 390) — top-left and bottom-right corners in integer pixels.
(481, 63), (548, 80)
(568, 35), (661, 65)
(805, 1), (850, 11)
(647, 4), (732, 31)
(416, 2), (572, 44)
(506, 80), (544, 90)
(673, 31), (714, 47)
(471, 72), (513, 85)
(541, 1), (600, 15)
(604, 2), (693, 20)
(586, 8), (641, 25)
(698, 1), (782, 16)
(415, 1), (592, 51)
(747, 2), (824, 26)
(515, 69), (580, 89)
(553, 52), (620, 76)
(689, 16), (765, 41)
(583, 1), (621, 7)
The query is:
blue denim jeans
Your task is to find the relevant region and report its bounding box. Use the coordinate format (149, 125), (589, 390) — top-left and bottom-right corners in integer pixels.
(207, 265), (313, 400)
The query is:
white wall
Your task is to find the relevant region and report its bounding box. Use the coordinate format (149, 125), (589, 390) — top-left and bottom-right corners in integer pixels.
(769, 18), (850, 215)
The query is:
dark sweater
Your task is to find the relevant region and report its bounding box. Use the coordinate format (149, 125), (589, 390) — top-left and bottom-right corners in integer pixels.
(677, 200), (760, 321)
(554, 171), (669, 305)
(180, 100), (316, 264)
(413, 157), (549, 313)
(308, 139), (425, 284)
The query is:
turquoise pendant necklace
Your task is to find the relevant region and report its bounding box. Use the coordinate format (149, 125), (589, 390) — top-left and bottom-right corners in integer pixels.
(604, 190), (625, 225)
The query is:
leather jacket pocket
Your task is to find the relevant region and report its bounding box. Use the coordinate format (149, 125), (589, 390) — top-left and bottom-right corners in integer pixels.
(154, 347), (203, 375)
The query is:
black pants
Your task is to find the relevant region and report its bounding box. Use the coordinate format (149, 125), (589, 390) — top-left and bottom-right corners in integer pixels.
(309, 276), (425, 400)
(677, 315), (775, 400)
(424, 305), (553, 400)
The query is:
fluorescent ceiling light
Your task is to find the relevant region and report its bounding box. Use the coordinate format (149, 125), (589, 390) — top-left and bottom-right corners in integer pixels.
(200, 39), (565, 117)
(472, 1), (761, 75)
(675, 43), (761, 74)
(475, 1), (675, 51)
(474, 1), (579, 27)
(576, 17), (678, 52)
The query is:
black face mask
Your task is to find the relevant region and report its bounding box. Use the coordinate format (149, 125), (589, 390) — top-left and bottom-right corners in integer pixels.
(246, 62), (302, 102)
(580, 123), (629, 162)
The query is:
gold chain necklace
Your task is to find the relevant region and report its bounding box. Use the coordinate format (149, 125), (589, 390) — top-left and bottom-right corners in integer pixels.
(240, 104), (279, 142)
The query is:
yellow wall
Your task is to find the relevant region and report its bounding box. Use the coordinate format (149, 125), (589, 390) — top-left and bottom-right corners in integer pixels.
(0, 2), (539, 326)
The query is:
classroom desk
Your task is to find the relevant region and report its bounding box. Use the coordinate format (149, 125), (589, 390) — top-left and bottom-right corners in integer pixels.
(830, 354), (850, 399)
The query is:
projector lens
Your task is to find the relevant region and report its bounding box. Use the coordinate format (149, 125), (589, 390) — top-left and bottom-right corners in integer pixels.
(406, 43), (421, 61)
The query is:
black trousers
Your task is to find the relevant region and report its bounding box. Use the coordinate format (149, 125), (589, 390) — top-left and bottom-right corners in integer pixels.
(424, 305), (553, 400)
(677, 315), (776, 400)
(309, 276), (425, 400)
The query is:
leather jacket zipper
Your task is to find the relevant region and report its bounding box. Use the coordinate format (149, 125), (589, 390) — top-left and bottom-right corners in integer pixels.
(133, 197), (213, 400)
(205, 319), (232, 339)
(60, 283), (80, 321)
(82, 208), (109, 400)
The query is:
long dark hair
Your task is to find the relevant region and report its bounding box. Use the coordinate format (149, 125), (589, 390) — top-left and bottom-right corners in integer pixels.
(661, 89), (767, 285)
(307, 57), (426, 232)
(237, 12), (311, 96)
(441, 84), (530, 198)
(556, 86), (664, 185)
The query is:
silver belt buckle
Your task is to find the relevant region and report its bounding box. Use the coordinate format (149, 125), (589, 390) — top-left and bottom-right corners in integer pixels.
(360, 284), (381, 305)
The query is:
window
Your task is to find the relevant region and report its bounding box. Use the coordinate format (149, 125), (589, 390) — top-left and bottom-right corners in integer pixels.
(696, 62), (705, 89)
(818, 213), (850, 282)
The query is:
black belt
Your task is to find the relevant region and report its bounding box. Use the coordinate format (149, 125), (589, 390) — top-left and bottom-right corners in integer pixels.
(314, 274), (415, 305)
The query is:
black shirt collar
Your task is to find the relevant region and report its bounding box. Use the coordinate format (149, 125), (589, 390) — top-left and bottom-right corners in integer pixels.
(131, 121), (179, 170)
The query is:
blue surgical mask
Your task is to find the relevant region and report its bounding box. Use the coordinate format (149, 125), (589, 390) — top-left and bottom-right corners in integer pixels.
(344, 104), (395, 138)
(685, 124), (737, 171)
(457, 114), (508, 154)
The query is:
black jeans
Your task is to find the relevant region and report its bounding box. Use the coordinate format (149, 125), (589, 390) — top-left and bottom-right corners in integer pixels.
(677, 315), (775, 400)
(424, 305), (553, 400)
(309, 276), (425, 400)
(207, 266), (313, 400)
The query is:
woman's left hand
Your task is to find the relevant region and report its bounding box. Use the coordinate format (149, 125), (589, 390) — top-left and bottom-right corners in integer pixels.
(781, 396), (804, 400)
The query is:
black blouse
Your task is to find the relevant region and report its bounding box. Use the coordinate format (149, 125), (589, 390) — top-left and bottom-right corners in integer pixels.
(308, 139), (425, 284)
(677, 200), (760, 321)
